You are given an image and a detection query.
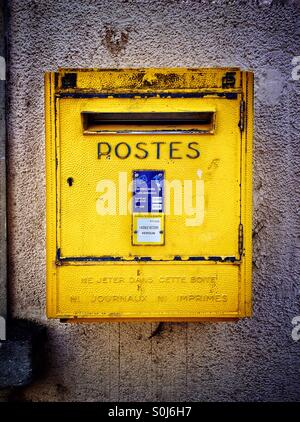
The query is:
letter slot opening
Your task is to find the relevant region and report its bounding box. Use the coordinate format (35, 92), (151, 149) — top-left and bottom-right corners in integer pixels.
(82, 111), (215, 135)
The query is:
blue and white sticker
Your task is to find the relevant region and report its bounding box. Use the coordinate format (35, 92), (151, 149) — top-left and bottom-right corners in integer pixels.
(133, 170), (164, 213)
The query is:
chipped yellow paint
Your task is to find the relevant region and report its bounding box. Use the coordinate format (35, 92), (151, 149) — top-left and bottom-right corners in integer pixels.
(45, 68), (253, 321)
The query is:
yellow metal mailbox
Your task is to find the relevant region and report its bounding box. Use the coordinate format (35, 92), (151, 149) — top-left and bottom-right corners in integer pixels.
(45, 68), (253, 321)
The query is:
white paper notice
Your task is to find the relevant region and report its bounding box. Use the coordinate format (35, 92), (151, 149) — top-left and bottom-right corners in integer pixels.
(137, 218), (161, 243)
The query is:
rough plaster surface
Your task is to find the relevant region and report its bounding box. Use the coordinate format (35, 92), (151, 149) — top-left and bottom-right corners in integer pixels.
(6, 0), (300, 401)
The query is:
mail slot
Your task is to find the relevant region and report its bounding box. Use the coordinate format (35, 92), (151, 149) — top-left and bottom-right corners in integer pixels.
(45, 68), (253, 321)
(82, 111), (215, 134)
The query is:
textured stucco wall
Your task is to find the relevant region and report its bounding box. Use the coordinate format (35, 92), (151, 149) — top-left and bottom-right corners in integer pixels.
(6, 0), (300, 401)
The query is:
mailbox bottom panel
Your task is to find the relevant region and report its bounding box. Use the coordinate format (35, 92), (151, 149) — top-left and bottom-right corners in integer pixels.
(47, 263), (246, 320)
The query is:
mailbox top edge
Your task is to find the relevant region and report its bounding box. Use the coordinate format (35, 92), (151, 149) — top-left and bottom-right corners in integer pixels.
(45, 67), (253, 92)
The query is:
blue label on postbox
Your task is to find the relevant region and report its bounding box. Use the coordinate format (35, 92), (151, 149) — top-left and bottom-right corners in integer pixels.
(133, 170), (164, 213)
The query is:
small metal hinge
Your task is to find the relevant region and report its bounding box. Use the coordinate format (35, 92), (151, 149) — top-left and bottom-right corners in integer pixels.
(222, 72), (236, 89)
(239, 100), (246, 132)
(238, 223), (244, 257)
(54, 72), (59, 89)
(61, 73), (77, 89)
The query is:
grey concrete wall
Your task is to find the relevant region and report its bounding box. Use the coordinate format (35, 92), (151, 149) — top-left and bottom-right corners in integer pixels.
(6, 0), (300, 401)
(0, 0), (7, 338)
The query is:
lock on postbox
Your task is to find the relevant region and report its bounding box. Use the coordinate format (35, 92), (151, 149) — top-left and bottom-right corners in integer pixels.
(45, 68), (253, 321)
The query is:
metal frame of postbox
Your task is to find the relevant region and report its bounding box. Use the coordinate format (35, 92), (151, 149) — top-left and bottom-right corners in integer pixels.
(45, 68), (253, 321)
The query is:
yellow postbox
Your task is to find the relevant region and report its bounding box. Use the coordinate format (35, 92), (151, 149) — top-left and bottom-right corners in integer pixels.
(45, 68), (253, 321)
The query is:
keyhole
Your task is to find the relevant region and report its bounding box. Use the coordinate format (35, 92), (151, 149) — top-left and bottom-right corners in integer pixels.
(67, 177), (73, 186)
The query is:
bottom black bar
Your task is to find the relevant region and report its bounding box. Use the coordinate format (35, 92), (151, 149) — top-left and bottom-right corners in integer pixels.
(0, 402), (299, 419)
